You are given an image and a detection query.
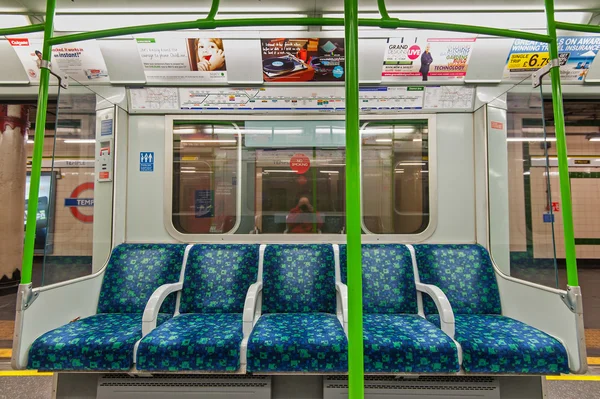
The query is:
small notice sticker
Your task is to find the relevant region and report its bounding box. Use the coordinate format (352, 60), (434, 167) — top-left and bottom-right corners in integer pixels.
(491, 121), (504, 130)
(140, 152), (154, 172)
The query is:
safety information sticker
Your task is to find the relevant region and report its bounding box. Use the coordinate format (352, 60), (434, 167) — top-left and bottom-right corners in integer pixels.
(140, 152), (154, 172)
(503, 36), (600, 81)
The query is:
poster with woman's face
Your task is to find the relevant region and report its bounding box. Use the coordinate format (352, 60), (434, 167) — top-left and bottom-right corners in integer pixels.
(136, 37), (228, 83)
(189, 38), (227, 72)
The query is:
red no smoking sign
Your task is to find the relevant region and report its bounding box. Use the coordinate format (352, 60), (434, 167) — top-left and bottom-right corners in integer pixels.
(290, 153), (310, 174)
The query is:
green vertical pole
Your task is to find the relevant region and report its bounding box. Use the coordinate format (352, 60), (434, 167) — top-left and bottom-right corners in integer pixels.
(21, 0), (56, 285)
(344, 0), (365, 397)
(544, 0), (579, 287)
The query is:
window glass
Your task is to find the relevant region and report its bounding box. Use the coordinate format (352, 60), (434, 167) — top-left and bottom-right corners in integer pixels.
(172, 123), (239, 234)
(170, 119), (430, 236)
(361, 121), (429, 234)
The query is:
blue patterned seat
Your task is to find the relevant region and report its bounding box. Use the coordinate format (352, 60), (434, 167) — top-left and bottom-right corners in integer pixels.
(340, 244), (459, 373)
(136, 244), (259, 372)
(415, 244), (569, 374)
(28, 243), (186, 371)
(247, 244), (348, 372)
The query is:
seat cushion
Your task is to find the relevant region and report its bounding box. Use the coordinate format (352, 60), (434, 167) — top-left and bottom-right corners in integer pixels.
(262, 244), (336, 314)
(179, 244), (259, 314)
(364, 314), (459, 373)
(98, 243), (186, 314)
(428, 314), (569, 374)
(247, 313), (348, 372)
(28, 313), (171, 371)
(340, 244), (418, 314)
(136, 313), (243, 371)
(414, 244), (502, 316)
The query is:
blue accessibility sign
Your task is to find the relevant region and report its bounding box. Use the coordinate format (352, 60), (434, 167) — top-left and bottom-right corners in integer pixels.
(140, 152), (154, 172)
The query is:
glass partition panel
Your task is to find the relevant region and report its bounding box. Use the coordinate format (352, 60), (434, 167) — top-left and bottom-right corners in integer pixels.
(38, 86), (100, 286)
(489, 81), (561, 288)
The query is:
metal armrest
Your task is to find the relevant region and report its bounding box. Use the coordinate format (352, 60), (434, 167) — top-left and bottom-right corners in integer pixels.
(243, 282), (263, 337)
(142, 282), (183, 337)
(415, 282), (455, 339)
(336, 282), (349, 335)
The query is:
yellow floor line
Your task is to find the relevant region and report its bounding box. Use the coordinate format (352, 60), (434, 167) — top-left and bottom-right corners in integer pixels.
(0, 370), (53, 377)
(0, 349), (12, 358)
(546, 375), (600, 381)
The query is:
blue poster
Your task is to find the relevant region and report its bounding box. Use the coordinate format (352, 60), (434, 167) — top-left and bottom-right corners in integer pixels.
(195, 190), (214, 218)
(504, 36), (600, 81)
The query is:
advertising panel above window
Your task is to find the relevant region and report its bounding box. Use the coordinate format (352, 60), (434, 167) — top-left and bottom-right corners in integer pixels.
(261, 38), (345, 82)
(136, 37), (228, 83)
(382, 36), (476, 82)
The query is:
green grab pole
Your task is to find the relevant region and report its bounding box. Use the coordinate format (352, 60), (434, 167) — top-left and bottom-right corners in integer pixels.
(555, 21), (600, 34)
(206, 0), (220, 20)
(0, 23), (45, 37)
(21, 0), (57, 285)
(47, 17), (552, 46)
(377, 0), (390, 19)
(344, 0), (365, 398)
(545, 0), (579, 287)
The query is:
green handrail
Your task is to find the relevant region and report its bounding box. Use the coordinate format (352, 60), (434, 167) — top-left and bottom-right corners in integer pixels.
(555, 21), (600, 34)
(0, 23), (45, 36)
(545, 1), (579, 287)
(377, 0), (391, 19)
(21, 0), (56, 285)
(344, 1), (364, 398)
(206, 0), (220, 20)
(46, 17), (552, 46)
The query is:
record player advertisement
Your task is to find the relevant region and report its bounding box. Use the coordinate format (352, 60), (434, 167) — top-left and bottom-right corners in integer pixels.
(261, 38), (345, 82)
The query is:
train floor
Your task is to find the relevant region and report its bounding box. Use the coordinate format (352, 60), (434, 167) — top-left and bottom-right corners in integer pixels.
(0, 367), (599, 399)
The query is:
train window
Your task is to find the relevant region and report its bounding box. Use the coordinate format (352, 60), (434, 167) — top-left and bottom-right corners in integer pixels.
(256, 148), (346, 234)
(361, 121), (430, 234)
(172, 122), (240, 234)
(169, 118), (431, 237)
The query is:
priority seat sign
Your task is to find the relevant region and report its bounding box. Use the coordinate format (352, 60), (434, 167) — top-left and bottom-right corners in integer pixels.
(140, 152), (154, 172)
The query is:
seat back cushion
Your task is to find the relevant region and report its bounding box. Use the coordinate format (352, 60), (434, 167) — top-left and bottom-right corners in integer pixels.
(340, 244), (347, 284)
(179, 244), (260, 314)
(97, 243), (186, 314)
(362, 244), (418, 314)
(414, 244), (502, 315)
(340, 244), (418, 314)
(262, 244), (336, 314)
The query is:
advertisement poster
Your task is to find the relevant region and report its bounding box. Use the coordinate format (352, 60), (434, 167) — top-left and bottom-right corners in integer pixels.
(382, 37), (476, 81)
(9, 37), (109, 83)
(503, 36), (600, 81)
(136, 37), (227, 83)
(261, 38), (345, 82)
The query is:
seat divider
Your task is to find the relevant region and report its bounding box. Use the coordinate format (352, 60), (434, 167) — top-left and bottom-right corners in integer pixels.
(240, 243), (267, 371)
(174, 244), (194, 317)
(405, 244), (425, 317)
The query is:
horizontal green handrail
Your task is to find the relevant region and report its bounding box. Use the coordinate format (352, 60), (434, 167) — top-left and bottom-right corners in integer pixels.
(47, 17), (552, 46)
(0, 23), (45, 37)
(555, 21), (600, 34)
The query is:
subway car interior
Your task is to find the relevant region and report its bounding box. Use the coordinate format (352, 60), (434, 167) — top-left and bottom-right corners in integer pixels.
(2, 0), (600, 398)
